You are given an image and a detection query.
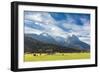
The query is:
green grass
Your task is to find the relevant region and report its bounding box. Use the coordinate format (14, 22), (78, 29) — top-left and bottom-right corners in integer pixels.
(24, 53), (90, 62)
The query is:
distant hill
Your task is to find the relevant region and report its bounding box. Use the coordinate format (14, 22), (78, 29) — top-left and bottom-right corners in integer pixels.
(24, 34), (90, 53)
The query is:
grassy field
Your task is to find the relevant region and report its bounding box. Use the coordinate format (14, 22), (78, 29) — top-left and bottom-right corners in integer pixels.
(24, 53), (90, 62)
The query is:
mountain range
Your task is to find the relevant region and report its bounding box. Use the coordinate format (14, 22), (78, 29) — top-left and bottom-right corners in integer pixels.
(24, 33), (90, 53)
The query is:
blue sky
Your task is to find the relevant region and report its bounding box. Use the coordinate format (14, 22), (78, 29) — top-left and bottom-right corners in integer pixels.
(24, 11), (90, 44)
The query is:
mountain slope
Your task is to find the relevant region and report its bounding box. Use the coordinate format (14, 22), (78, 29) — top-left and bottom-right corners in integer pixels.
(24, 34), (90, 53)
(64, 35), (90, 50)
(25, 33), (90, 50)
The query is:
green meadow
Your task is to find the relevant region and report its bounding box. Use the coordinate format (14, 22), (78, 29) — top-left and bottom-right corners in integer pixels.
(24, 53), (90, 62)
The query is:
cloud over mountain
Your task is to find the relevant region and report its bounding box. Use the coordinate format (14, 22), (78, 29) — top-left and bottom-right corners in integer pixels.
(24, 11), (90, 45)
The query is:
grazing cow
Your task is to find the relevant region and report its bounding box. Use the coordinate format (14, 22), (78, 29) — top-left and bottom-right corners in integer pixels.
(33, 53), (36, 56)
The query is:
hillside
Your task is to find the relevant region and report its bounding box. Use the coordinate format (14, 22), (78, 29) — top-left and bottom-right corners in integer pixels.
(24, 35), (89, 53)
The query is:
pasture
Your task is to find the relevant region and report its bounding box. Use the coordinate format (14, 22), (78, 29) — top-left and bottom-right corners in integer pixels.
(24, 53), (90, 62)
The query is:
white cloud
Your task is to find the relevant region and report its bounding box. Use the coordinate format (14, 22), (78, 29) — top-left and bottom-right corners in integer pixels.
(25, 12), (56, 25)
(24, 11), (90, 44)
(79, 37), (90, 44)
(25, 26), (43, 35)
(61, 21), (90, 44)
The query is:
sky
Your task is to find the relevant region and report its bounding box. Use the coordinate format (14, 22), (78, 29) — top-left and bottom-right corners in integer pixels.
(24, 11), (90, 44)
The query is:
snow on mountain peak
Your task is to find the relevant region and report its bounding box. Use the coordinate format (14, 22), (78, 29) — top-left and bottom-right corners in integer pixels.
(41, 33), (48, 37)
